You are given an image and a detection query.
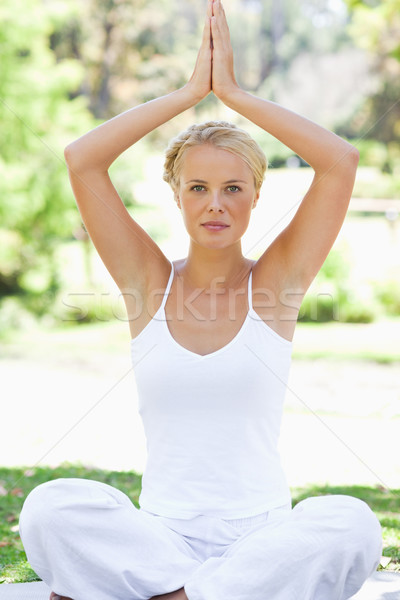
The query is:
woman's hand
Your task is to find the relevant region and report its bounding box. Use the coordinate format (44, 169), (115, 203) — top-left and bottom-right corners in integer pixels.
(211, 0), (240, 101)
(184, 0), (213, 103)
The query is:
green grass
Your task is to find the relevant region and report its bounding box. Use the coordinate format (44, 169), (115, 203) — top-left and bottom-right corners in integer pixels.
(0, 465), (399, 584)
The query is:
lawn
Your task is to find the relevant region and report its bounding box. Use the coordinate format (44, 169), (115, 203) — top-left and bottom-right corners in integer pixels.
(0, 464), (399, 584)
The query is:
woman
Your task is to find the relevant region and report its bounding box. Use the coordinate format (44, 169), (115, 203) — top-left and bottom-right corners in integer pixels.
(20, 1), (382, 599)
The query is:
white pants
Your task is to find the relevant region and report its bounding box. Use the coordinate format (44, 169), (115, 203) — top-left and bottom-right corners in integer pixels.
(19, 478), (382, 600)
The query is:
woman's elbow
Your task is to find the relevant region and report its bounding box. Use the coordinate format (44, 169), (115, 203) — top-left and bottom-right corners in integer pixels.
(348, 144), (360, 167)
(343, 143), (360, 173)
(334, 143), (359, 180)
(64, 140), (107, 175)
(64, 141), (80, 171)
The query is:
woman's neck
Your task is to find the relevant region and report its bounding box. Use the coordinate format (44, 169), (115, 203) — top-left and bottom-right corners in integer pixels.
(176, 243), (253, 290)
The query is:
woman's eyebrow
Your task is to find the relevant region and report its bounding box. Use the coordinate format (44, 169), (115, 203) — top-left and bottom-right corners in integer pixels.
(223, 180), (247, 184)
(185, 179), (248, 184)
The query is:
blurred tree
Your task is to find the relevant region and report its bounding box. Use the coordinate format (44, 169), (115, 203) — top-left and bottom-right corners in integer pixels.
(229, 1), (369, 136)
(47, 0), (354, 116)
(46, 0), (204, 118)
(228, 0), (351, 93)
(0, 0), (94, 306)
(343, 0), (400, 169)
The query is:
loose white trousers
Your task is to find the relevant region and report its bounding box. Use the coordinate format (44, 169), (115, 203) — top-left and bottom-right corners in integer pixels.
(19, 478), (382, 600)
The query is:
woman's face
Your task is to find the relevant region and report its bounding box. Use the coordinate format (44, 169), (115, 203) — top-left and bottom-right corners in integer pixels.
(176, 144), (260, 249)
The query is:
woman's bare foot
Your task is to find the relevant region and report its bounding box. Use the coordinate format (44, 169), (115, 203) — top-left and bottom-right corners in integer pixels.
(49, 592), (74, 600)
(49, 587), (187, 600)
(151, 588), (188, 600)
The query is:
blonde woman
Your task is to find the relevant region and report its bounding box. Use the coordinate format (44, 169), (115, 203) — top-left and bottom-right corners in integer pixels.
(20, 1), (382, 599)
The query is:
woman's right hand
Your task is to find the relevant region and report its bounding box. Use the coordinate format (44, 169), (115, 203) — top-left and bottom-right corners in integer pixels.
(210, 0), (240, 102)
(184, 0), (213, 102)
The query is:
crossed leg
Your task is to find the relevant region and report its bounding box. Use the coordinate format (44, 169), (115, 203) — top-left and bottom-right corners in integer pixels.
(21, 481), (381, 600)
(19, 479), (200, 600)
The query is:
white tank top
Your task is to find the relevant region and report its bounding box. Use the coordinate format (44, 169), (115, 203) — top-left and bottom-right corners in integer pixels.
(130, 262), (293, 519)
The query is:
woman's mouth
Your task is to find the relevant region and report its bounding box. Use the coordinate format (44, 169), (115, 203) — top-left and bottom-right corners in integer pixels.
(201, 221), (230, 231)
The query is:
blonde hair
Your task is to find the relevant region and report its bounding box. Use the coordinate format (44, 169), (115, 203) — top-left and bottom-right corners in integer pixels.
(163, 121), (267, 194)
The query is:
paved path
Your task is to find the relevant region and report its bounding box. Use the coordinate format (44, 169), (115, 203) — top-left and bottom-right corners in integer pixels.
(1, 349), (399, 488)
(1, 572), (400, 599)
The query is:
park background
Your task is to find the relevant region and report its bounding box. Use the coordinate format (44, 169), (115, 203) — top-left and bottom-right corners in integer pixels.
(0, 0), (399, 584)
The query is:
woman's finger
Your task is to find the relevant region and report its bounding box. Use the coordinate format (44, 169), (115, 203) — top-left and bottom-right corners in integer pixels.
(201, 16), (211, 48)
(210, 12), (222, 47)
(201, 14), (210, 45)
(213, 0), (230, 39)
(185, 0), (212, 99)
(200, 0), (212, 49)
(207, 0), (214, 48)
(210, 8), (229, 53)
(210, 0), (238, 99)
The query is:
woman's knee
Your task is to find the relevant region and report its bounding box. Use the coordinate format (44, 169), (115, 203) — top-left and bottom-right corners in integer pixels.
(20, 479), (76, 540)
(326, 495), (381, 541)
(21, 477), (135, 528)
(339, 495), (382, 558)
(324, 495), (382, 581)
(295, 494), (382, 560)
(20, 478), (119, 539)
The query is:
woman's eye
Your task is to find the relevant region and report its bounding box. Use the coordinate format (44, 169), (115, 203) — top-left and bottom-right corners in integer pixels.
(227, 185), (240, 193)
(191, 185), (205, 192)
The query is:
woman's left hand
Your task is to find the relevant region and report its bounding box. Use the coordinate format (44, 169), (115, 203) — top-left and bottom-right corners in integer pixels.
(211, 0), (240, 101)
(185, 0), (213, 102)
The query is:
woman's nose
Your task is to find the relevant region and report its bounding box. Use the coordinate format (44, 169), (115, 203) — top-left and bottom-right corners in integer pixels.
(208, 191), (225, 212)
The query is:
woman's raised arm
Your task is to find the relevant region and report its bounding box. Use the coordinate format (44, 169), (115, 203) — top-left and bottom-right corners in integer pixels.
(64, 1), (212, 292)
(211, 0), (359, 295)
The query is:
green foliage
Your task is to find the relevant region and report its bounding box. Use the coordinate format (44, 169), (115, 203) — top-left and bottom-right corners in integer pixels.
(373, 280), (400, 317)
(343, 0), (400, 150)
(230, 0), (351, 93)
(45, 0), (352, 117)
(299, 290), (377, 324)
(59, 291), (119, 326)
(250, 128), (303, 168)
(0, 297), (38, 340)
(46, 0), (204, 118)
(355, 140), (400, 177)
(0, 0), (95, 302)
(298, 246), (381, 324)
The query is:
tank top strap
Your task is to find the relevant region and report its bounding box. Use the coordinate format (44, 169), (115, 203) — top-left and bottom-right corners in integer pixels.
(247, 268), (253, 311)
(160, 262), (175, 310)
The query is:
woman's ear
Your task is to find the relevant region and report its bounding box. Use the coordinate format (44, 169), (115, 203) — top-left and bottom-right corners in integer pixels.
(252, 190), (260, 209)
(175, 192), (181, 209)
